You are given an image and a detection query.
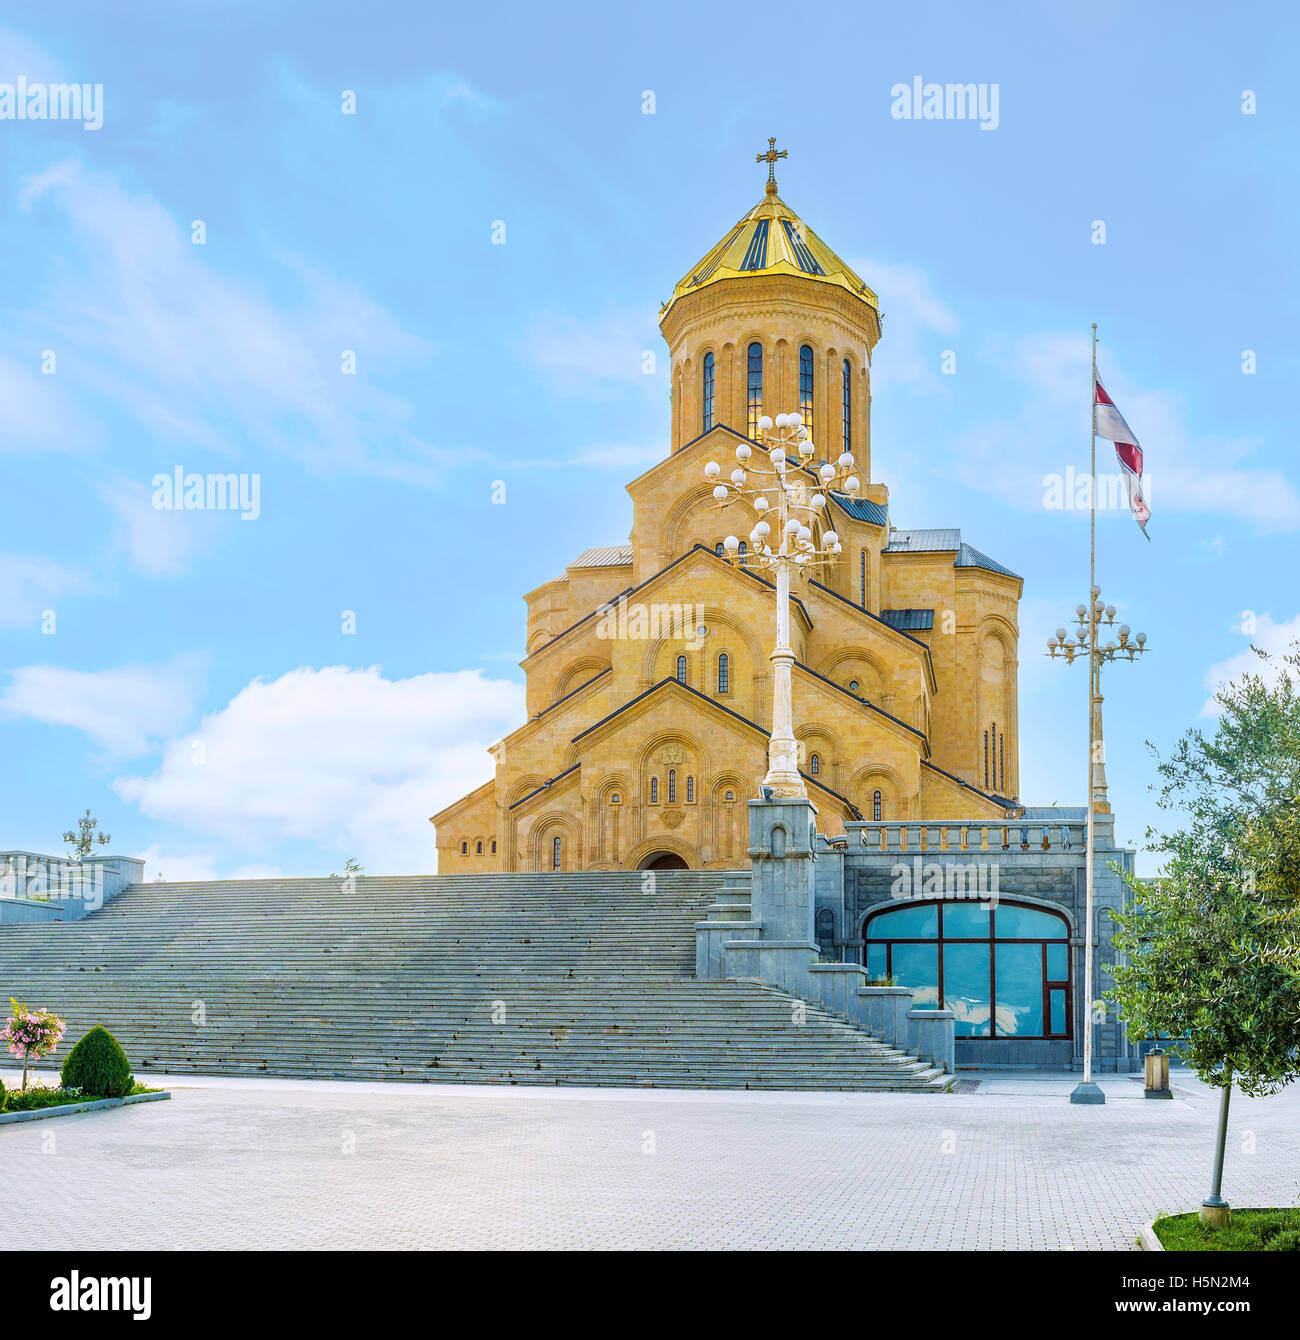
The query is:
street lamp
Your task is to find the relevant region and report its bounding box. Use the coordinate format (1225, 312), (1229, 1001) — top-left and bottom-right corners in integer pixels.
(705, 412), (860, 797)
(1047, 584), (1149, 1104)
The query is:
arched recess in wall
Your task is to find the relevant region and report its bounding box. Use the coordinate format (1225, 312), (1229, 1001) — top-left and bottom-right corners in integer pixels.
(638, 606), (764, 700)
(553, 656), (610, 702)
(665, 482), (759, 558)
(707, 769), (750, 865)
(795, 724), (842, 784)
(817, 647), (890, 700)
(591, 772), (632, 867)
(530, 811), (582, 872)
(977, 619), (1015, 793)
(849, 763), (909, 822)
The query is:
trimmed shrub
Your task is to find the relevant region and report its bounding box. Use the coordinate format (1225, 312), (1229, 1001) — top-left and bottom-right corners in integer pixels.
(0, 1082), (7, 1112)
(59, 1026), (133, 1098)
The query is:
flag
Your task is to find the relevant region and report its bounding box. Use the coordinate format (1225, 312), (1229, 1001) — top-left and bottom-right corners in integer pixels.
(1094, 377), (1151, 538)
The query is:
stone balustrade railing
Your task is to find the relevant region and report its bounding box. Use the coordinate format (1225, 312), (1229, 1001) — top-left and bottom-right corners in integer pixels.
(840, 820), (1082, 855)
(0, 850), (144, 921)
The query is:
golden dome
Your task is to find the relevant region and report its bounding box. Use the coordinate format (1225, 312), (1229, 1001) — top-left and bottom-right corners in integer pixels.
(663, 184), (879, 317)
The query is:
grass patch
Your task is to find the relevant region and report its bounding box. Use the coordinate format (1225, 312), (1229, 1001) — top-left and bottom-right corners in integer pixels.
(2, 1081), (160, 1113)
(1153, 1208), (1300, 1251)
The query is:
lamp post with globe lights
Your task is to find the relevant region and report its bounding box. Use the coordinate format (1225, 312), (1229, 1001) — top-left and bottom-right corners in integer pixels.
(704, 410), (861, 799)
(1047, 586), (1149, 1104)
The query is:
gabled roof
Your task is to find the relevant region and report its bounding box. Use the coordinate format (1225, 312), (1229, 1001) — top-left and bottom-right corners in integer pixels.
(884, 528), (1021, 582)
(957, 541), (1020, 580)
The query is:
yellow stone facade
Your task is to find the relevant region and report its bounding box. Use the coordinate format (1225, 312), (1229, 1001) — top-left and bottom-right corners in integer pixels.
(433, 168), (1023, 872)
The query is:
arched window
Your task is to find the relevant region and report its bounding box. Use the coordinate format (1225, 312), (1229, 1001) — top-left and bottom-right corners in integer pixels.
(490, 840), (497, 854)
(864, 901), (1071, 1039)
(810, 752), (820, 776)
(609, 792), (621, 805)
(702, 351), (715, 432)
(715, 540), (725, 556)
(873, 790), (882, 821)
(1000, 733), (1006, 792)
(842, 358), (852, 453)
(686, 776), (695, 803)
(724, 790), (735, 801)
(668, 769), (677, 804)
(746, 342), (763, 439)
(717, 652), (729, 694)
(799, 344), (814, 438)
(460, 841), (468, 854)
(984, 729), (991, 788)
(676, 655), (687, 684)
(649, 777), (659, 804)
(476, 840), (483, 854)
(552, 836), (562, 871)
(991, 722), (999, 790)
(737, 540), (747, 565)
(860, 551), (867, 609)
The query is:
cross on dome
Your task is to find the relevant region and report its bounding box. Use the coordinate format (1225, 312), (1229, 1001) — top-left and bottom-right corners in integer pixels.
(755, 137), (787, 193)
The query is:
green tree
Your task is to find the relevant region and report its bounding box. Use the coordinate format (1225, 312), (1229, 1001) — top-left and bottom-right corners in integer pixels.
(1106, 643), (1300, 1216)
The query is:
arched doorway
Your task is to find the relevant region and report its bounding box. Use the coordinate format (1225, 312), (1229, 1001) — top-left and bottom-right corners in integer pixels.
(638, 852), (689, 871)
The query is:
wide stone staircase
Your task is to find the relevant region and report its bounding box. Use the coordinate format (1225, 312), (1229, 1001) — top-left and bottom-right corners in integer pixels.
(0, 873), (949, 1091)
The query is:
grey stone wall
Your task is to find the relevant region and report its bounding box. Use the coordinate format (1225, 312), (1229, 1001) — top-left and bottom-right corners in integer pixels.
(813, 810), (1140, 1072)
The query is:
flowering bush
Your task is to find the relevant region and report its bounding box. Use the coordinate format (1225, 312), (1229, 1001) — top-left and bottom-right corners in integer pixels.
(2, 998), (67, 1091)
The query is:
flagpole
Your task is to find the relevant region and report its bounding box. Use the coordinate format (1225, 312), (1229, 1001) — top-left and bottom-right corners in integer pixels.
(1072, 322), (1105, 1104)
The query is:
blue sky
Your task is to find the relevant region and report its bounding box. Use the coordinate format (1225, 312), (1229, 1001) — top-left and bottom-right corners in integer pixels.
(1, 2), (1296, 877)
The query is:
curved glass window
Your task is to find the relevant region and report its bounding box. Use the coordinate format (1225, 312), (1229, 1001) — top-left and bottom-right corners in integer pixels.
(552, 836), (562, 871)
(798, 344), (814, 439)
(702, 351), (715, 432)
(686, 775), (695, 803)
(809, 752), (820, 776)
(864, 901), (1071, 1039)
(842, 358), (852, 453)
(668, 769), (677, 804)
(717, 653), (729, 694)
(649, 777), (659, 804)
(746, 342), (763, 439)
(676, 655), (687, 684)
(873, 789), (882, 821)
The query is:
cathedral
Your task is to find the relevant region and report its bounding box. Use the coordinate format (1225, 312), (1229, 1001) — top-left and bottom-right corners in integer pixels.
(433, 150), (1023, 874)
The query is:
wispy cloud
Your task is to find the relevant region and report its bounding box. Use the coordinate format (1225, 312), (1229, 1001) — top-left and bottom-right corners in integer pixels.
(1, 656), (206, 754)
(1200, 613), (1300, 716)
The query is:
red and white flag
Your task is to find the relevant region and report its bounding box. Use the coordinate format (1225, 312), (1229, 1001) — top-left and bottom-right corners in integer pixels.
(1094, 378), (1151, 538)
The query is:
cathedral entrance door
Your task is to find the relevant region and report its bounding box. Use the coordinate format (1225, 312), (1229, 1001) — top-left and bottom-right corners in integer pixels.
(639, 852), (689, 871)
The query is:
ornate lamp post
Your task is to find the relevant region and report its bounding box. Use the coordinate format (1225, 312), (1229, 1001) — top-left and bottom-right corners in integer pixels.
(704, 411), (861, 798)
(1047, 586), (1148, 1103)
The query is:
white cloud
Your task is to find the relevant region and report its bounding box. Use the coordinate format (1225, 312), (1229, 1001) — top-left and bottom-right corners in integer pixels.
(850, 257), (959, 387)
(0, 657), (204, 754)
(129, 843), (220, 883)
(94, 475), (216, 578)
(958, 335), (1300, 531)
(1199, 613), (1300, 717)
(0, 552), (92, 627)
(113, 665), (525, 874)
(521, 309), (664, 398)
(8, 159), (444, 483)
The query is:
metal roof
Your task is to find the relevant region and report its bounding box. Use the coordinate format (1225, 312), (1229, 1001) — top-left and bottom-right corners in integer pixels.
(830, 494), (888, 527)
(956, 541), (1021, 580)
(664, 189), (879, 316)
(880, 608), (935, 631)
(884, 528), (962, 553)
(884, 529), (1021, 581)
(568, 544), (634, 569)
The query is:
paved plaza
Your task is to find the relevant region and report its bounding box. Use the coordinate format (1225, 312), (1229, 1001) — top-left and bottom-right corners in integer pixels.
(2, 1068), (1297, 1250)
